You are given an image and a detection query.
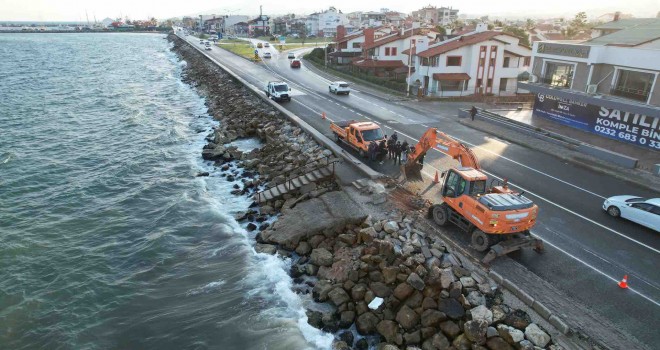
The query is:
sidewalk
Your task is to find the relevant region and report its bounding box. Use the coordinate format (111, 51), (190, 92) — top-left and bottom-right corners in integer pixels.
(493, 108), (660, 172)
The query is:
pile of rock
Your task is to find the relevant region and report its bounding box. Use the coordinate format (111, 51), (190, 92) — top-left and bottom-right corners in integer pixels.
(284, 213), (559, 350)
(169, 34), (339, 211)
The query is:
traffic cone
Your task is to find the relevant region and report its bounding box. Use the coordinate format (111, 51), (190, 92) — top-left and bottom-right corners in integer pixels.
(433, 171), (440, 184)
(618, 275), (628, 289)
(321, 112), (326, 120)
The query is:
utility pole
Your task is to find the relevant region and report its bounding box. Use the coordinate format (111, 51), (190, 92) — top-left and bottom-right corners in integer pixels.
(406, 22), (416, 97)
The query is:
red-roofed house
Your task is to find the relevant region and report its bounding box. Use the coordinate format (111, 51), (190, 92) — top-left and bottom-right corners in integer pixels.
(408, 28), (532, 97)
(331, 25), (398, 65)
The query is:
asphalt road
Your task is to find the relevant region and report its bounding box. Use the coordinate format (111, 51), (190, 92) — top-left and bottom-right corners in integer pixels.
(179, 33), (660, 347)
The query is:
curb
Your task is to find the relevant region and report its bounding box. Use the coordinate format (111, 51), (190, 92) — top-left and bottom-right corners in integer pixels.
(173, 34), (382, 180)
(498, 276), (571, 335)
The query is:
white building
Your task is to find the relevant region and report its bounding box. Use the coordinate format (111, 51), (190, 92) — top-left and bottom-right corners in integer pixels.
(409, 25), (532, 97)
(317, 7), (349, 37)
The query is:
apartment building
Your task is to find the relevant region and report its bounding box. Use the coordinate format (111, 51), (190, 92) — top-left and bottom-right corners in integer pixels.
(407, 25), (532, 97)
(519, 18), (660, 150)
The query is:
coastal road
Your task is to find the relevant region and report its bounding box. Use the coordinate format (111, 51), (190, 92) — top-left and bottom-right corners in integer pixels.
(178, 33), (660, 347)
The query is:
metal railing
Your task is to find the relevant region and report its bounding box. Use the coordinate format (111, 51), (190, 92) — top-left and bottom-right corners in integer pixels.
(254, 155), (339, 203)
(538, 76), (571, 88)
(609, 86), (650, 103)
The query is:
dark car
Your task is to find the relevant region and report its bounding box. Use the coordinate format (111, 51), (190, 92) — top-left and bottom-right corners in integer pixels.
(290, 59), (301, 68)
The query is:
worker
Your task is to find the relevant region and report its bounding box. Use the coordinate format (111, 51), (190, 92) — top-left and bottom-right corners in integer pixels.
(394, 141), (403, 164)
(391, 132), (398, 143)
(470, 106), (478, 121)
(368, 141), (377, 161)
(401, 140), (409, 164)
(378, 139), (387, 163)
(418, 151), (426, 165)
(387, 136), (396, 159)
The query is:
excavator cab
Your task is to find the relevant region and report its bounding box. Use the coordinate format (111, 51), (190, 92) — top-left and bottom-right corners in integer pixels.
(440, 168), (487, 199)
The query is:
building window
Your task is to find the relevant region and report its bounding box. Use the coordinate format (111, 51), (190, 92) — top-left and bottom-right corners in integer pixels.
(420, 57), (430, 66)
(480, 46), (486, 52)
(465, 79), (470, 90)
(491, 45), (497, 52)
(352, 42), (361, 48)
(489, 58), (496, 67)
(479, 58), (485, 67)
(385, 47), (390, 56)
(431, 56), (440, 67)
(523, 57), (531, 66)
(543, 62), (574, 88)
(446, 56), (462, 66)
(487, 79), (493, 88)
(503, 57), (510, 68)
(439, 80), (463, 91)
(612, 69), (654, 102)
(391, 47), (397, 56)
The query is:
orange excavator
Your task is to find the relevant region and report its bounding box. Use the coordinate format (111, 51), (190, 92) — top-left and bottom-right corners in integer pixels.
(407, 128), (543, 264)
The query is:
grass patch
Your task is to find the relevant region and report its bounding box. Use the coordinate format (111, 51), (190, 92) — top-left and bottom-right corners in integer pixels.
(256, 36), (333, 44)
(217, 42), (259, 62)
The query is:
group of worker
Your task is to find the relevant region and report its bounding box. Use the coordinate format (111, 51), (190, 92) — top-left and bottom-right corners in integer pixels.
(367, 132), (415, 165)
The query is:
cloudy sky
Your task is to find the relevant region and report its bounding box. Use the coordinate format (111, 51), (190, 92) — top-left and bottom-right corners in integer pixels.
(1, 0), (657, 21)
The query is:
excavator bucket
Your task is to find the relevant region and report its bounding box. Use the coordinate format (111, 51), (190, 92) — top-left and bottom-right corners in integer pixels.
(403, 163), (424, 181)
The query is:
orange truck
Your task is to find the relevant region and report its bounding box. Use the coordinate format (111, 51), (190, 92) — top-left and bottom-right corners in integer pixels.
(406, 128), (543, 264)
(330, 120), (385, 158)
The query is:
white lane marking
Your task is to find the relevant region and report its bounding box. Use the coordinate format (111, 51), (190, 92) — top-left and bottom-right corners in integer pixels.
(451, 135), (607, 200)
(349, 109), (355, 112)
(391, 128), (660, 255)
(539, 236), (660, 307)
(421, 124), (430, 128)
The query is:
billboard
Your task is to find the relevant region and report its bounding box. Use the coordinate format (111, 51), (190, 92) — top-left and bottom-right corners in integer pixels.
(532, 93), (660, 151)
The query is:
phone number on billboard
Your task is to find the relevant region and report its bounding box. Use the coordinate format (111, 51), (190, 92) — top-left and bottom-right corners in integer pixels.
(594, 125), (660, 149)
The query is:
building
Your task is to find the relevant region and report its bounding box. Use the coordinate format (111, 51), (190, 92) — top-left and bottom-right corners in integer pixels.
(248, 15), (270, 36)
(225, 15), (250, 35)
(412, 5), (458, 25)
(204, 16), (225, 34)
(318, 7), (349, 37)
(332, 25), (398, 64)
(408, 25), (532, 97)
(519, 18), (660, 151)
(437, 7), (459, 26)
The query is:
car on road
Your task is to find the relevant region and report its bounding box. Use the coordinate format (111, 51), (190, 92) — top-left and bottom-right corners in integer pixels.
(329, 81), (350, 95)
(205, 46), (212, 51)
(257, 42), (263, 48)
(290, 59), (301, 68)
(265, 81), (291, 102)
(263, 52), (272, 59)
(287, 53), (295, 59)
(603, 196), (660, 232)
(264, 42), (270, 47)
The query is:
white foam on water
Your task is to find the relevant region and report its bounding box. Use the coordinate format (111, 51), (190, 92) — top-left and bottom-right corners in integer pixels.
(185, 279), (226, 296)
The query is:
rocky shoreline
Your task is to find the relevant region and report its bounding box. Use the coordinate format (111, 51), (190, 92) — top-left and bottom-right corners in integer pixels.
(168, 34), (563, 350)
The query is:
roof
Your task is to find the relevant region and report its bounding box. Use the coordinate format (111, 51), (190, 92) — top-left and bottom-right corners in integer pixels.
(504, 49), (523, 57)
(336, 32), (364, 44)
(432, 73), (470, 81)
(592, 18), (660, 30)
(364, 28), (428, 50)
(351, 59), (405, 68)
(587, 19), (660, 46)
(329, 51), (362, 57)
(417, 31), (507, 58)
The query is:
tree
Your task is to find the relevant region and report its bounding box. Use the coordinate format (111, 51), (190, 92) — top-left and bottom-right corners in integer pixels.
(504, 26), (530, 47)
(525, 18), (535, 30)
(571, 12), (587, 29)
(434, 25), (446, 35)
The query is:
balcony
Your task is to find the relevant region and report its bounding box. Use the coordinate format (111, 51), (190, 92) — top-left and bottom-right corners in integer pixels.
(539, 76), (572, 89)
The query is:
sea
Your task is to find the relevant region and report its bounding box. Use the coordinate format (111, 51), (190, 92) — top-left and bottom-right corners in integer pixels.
(0, 33), (333, 350)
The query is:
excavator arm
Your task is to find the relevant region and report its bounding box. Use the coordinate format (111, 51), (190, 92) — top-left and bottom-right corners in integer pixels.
(407, 128), (480, 169)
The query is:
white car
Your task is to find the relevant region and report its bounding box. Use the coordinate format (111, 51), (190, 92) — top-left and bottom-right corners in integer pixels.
(287, 52), (295, 59)
(329, 81), (350, 95)
(263, 52), (272, 59)
(264, 42), (270, 47)
(603, 196), (660, 232)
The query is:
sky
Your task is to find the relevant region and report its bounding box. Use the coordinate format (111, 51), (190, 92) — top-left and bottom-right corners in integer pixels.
(1, 0), (658, 22)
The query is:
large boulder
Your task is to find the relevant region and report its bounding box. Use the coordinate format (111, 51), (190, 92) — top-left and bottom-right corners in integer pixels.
(439, 320), (461, 339)
(339, 311), (356, 328)
(421, 309), (446, 328)
(407, 272), (426, 291)
(310, 248), (333, 267)
(382, 266), (399, 284)
(463, 319), (488, 345)
(524, 323), (551, 347)
(451, 333), (473, 350)
(504, 309), (531, 330)
(497, 324), (524, 344)
(486, 337), (514, 350)
(377, 320), (402, 344)
(466, 291), (486, 306)
(370, 282), (392, 298)
(328, 287), (351, 306)
(356, 311), (380, 335)
(440, 269), (455, 289)
(383, 221), (399, 234)
(395, 305), (420, 330)
(295, 241), (312, 255)
(263, 191), (367, 249)
(469, 305), (493, 324)
(352, 284), (367, 301)
(393, 283), (414, 301)
(437, 298), (465, 320)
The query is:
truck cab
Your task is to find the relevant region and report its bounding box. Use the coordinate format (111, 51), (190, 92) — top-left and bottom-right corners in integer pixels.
(265, 81), (291, 102)
(330, 120), (385, 157)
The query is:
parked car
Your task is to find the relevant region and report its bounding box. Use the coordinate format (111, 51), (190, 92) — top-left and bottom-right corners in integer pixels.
(290, 59), (301, 68)
(603, 196), (660, 232)
(287, 52), (295, 59)
(329, 81), (350, 95)
(264, 42), (270, 47)
(257, 42), (263, 48)
(263, 52), (272, 59)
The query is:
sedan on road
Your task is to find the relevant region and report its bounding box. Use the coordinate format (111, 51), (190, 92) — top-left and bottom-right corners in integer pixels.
(287, 53), (295, 59)
(603, 196), (660, 232)
(290, 59), (301, 68)
(263, 52), (272, 59)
